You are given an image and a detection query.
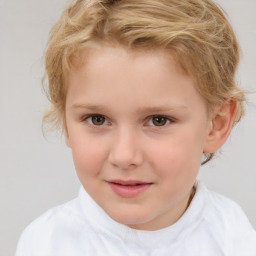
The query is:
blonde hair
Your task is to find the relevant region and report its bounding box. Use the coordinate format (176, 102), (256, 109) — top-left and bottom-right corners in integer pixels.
(43, 0), (245, 163)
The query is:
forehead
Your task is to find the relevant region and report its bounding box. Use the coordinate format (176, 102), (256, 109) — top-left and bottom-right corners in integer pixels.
(69, 45), (189, 87)
(70, 43), (188, 76)
(66, 45), (206, 114)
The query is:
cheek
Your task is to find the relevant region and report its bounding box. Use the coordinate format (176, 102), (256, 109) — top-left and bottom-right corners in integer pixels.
(147, 132), (204, 177)
(71, 137), (108, 177)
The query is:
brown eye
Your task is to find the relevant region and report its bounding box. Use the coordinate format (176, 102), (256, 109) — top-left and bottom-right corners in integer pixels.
(151, 116), (169, 126)
(90, 115), (106, 126)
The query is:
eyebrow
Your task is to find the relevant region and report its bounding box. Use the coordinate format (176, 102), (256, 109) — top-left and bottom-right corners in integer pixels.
(136, 105), (188, 113)
(71, 103), (188, 113)
(72, 104), (106, 111)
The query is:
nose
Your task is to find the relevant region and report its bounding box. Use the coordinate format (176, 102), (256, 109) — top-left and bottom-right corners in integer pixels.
(108, 127), (144, 170)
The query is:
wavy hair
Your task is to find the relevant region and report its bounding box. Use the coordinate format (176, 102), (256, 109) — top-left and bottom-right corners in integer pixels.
(43, 0), (245, 163)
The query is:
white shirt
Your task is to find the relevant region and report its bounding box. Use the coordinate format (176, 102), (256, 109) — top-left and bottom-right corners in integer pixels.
(16, 182), (256, 256)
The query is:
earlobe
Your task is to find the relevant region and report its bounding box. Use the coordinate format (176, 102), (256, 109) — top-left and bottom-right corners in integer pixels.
(203, 101), (237, 153)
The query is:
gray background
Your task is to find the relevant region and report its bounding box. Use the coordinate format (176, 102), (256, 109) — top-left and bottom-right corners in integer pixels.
(0, 0), (255, 255)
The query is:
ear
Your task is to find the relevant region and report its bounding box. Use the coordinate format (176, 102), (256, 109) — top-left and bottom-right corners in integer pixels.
(203, 101), (237, 153)
(64, 126), (71, 148)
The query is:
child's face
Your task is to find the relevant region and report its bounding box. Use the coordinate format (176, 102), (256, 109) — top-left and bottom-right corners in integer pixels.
(65, 46), (212, 230)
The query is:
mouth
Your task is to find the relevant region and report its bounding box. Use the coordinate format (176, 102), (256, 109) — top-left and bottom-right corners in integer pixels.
(107, 180), (153, 198)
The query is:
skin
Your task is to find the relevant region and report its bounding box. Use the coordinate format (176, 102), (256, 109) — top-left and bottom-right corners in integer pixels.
(64, 45), (235, 231)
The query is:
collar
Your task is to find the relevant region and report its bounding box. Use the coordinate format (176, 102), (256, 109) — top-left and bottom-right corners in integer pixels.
(78, 181), (207, 249)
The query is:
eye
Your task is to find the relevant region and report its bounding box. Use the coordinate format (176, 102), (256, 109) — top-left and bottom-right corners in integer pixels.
(86, 115), (107, 126)
(148, 116), (172, 127)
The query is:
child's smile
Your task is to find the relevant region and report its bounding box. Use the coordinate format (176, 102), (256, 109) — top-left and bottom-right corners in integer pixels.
(107, 179), (154, 198)
(65, 45), (212, 231)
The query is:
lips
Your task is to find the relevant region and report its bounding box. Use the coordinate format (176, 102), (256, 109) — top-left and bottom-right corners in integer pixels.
(107, 180), (153, 198)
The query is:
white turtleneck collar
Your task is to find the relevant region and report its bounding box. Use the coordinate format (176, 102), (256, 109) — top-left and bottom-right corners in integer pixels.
(78, 181), (207, 249)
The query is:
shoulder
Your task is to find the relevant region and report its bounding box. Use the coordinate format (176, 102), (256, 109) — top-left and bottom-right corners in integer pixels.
(204, 186), (253, 229)
(15, 198), (88, 256)
(23, 197), (83, 233)
(200, 184), (256, 255)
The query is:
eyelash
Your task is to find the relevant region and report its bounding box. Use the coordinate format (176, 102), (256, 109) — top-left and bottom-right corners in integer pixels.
(148, 115), (174, 127)
(82, 114), (110, 127)
(82, 114), (175, 128)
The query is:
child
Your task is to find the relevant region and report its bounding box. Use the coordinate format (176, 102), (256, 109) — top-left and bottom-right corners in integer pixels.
(16, 0), (256, 255)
